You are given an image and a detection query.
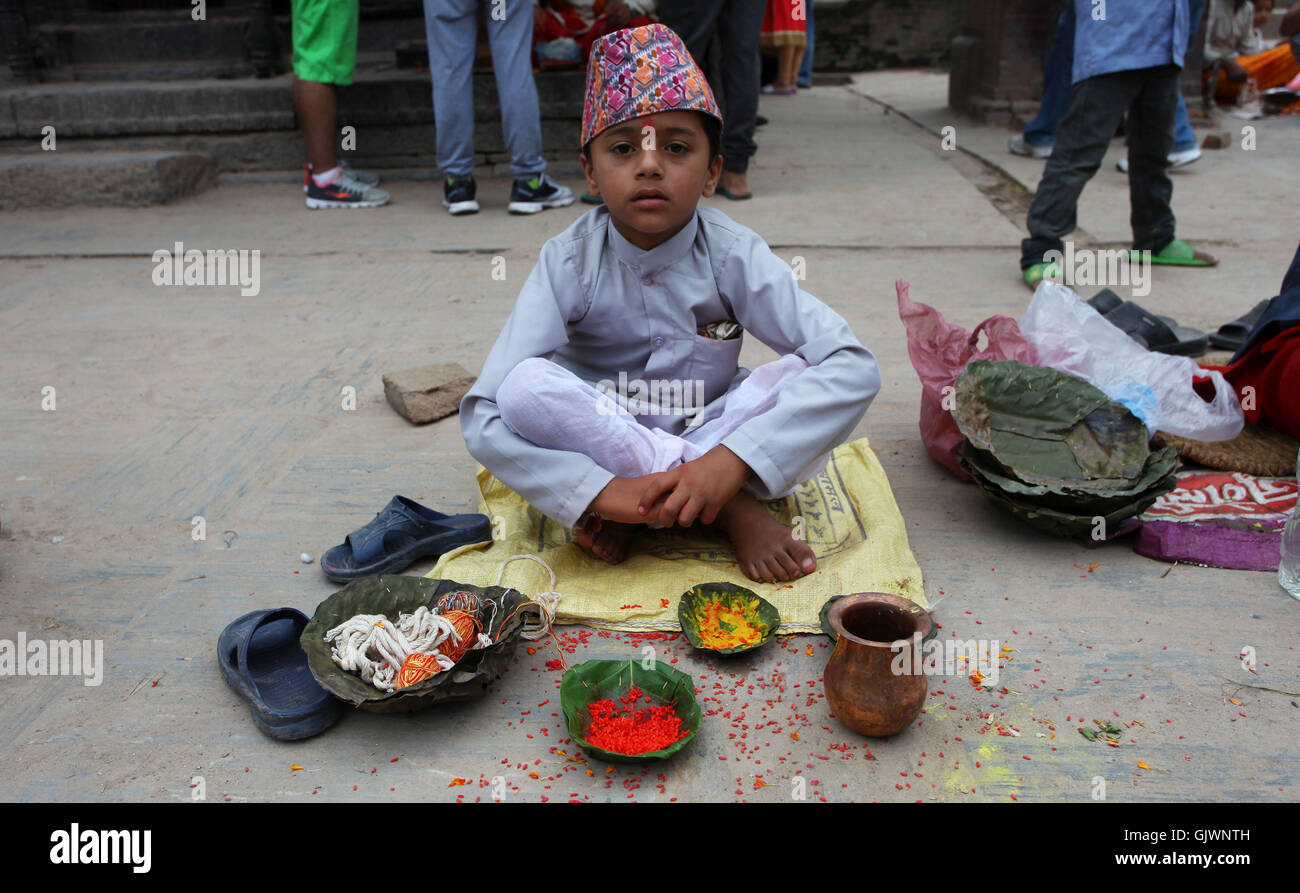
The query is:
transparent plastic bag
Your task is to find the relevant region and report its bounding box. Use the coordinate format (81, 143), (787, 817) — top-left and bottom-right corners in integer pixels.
(1019, 282), (1244, 441)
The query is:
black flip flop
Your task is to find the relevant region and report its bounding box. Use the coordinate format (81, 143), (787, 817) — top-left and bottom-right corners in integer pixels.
(1209, 299), (1270, 351)
(1089, 288), (1184, 330)
(320, 496), (492, 583)
(1103, 300), (1209, 357)
(1087, 288), (1125, 315)
(217, 608), (342, 740)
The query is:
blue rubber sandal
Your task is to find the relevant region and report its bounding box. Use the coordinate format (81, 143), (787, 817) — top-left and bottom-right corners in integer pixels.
(319, 496), (492, 583)
(218, 608), (342, 741)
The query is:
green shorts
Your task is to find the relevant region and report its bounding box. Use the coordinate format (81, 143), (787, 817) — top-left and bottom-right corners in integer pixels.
(292, 0), (359, 85)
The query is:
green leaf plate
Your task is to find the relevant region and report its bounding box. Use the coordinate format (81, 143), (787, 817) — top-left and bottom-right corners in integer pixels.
(677, 582), (780, 655)
(952, 360), (1154, 490)
(300, 574), (544, 713)
(560, 659), (702, 763)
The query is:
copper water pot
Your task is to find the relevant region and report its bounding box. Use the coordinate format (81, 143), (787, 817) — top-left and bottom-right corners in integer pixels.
(824, 592), (932, 738)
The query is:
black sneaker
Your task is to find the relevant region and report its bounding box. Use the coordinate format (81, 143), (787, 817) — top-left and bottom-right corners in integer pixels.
(508, 174), (575, 214)
(442, 176), (479, 215)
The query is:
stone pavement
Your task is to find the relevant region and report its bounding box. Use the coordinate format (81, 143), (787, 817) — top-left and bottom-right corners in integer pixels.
(1, 70), (1296, 803)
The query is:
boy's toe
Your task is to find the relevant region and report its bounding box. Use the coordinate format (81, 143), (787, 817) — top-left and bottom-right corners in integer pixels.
(773, 552), (800, 581)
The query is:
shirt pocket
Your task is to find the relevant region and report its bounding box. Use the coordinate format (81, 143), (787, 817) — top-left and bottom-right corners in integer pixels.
(690, 331), (744, 401)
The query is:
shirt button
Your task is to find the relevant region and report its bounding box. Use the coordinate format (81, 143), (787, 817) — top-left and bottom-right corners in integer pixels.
(641, 274), (654, 286)
(652, 336), (665, 347)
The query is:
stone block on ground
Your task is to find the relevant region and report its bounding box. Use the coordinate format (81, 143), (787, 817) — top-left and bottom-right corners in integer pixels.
(1202, 130), (1233, 149)
(0, 150), (217, 209)
(383, 362), (476, 424)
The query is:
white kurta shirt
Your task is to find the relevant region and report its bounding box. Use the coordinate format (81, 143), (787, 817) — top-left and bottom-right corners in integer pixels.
(460, 204), (882, 528)
(1204, 0), (1265, 64)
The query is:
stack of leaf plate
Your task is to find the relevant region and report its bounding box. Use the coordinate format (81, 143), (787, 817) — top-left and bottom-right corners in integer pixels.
(951, 360), (1179, 538)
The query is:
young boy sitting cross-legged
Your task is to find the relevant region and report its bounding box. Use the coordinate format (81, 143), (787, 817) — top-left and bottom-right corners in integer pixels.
(460, 24), (881, 584)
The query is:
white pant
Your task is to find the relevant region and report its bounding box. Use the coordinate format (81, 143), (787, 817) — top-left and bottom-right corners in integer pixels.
(496, 354), (810, 481)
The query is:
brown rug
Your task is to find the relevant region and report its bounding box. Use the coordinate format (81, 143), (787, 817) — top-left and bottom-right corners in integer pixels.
(1154, 423), (1299, 477)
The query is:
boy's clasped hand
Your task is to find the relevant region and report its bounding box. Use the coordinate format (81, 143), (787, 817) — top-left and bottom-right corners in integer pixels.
(589, 446), (751, 529)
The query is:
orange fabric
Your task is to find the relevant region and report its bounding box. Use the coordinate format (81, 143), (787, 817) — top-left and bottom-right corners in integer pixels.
(1207, 42), (1300, 101)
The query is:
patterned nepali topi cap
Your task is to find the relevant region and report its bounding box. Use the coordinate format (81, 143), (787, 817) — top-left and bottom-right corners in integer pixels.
(581, 23), (722, 148)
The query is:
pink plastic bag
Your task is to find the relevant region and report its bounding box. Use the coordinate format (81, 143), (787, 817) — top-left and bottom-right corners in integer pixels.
(896, 280), (1038, 478)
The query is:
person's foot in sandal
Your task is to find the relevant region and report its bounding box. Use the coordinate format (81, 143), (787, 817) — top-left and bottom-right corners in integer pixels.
(716, 169), (752, 200)
(1022, 259), (1069, 290)
(1133, 237), (1218, 266)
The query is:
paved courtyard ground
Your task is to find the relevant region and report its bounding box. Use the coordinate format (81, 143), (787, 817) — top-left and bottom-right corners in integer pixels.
(1, 70), (1297, 803)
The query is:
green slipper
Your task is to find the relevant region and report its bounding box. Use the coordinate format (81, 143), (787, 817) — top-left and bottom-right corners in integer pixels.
(1022, 260), (1067, 290)
(1131, 238), (1218, 267)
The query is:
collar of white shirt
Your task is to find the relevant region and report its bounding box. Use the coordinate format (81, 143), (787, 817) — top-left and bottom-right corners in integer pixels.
(605, 207), (700, 274)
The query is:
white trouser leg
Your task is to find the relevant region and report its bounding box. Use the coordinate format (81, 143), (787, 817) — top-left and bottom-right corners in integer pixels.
(497, 354), (809, 480)
(496, 357), (687, 477)
(680, 353), (809, 460)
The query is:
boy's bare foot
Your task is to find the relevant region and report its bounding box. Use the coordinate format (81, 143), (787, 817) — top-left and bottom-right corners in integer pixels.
(715, 492), (816, 584)
(574, 516), (636, 564)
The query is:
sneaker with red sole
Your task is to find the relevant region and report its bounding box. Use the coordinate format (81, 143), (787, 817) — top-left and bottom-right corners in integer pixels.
(305, 170), (390, 209)
(303, 161), (380, 193)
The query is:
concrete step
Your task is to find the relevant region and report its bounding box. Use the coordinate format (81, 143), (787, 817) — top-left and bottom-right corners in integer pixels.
(0, 149), (217, 209)
(17, 5), (426, 83)
(0, 67), (585, 172)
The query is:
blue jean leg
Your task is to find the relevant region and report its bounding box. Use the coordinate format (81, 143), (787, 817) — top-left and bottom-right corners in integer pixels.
(1023, 5), (1074, 148)
(425, 0), (545, 179)
(1173, 93), (1195, 151)
(424, 0), (478, 178)
(796, 0), (814, 88)
(1173, 0), (1206, 152)
(485, 0), (546, 178)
